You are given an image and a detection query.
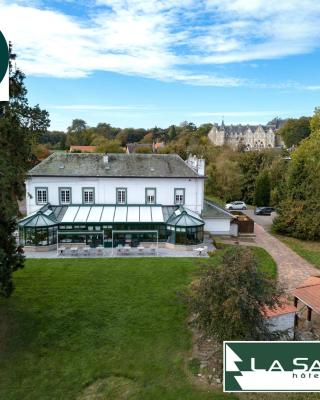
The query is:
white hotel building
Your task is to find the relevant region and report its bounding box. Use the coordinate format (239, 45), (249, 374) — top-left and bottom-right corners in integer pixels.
(18, 153), (234, 250)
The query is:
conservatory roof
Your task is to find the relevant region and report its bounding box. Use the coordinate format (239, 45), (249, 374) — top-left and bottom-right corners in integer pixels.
(18, 209), (58, 227)
(19, 204), (205, 228)
(202, 200), (234, 219)
(166, 207), (204, 227)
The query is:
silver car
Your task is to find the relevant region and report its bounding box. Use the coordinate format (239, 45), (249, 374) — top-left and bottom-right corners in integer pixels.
(225, 201), (247, 210)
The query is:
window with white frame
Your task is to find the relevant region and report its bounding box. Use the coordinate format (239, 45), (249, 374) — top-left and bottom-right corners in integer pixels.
(116, 188), (126, 204)
(174, 188), (185, 205)
(36, 188), (48, 205)
(146, 188), (156, 204)
(83, 188), (94, 204)
(59, 188), (71, 204)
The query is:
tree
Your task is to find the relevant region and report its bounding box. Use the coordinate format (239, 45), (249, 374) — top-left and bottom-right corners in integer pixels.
(206, 148), (243, 202)
(254, 170), (271, 206)
(278, 117), (311, 147)
(190, 246), (282, 342)
(196, 123), (213, 137)
(95, 122), (119, 140)
(140, 132), (153, 144)
(67, 119), (87, 134)
(134, 145), (152, 153)
(238, 150), (277, 204)
(310, 107), (320, 133)
(168, 125), (177, 141)
(39, 130), (65, 148)
(92, 137), (123, 153)
(0, 45), (50, 297)
(273, 108), (320, 239)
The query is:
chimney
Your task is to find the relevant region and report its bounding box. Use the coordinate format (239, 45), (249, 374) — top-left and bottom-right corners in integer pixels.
(186, 154), (205, 176)
(197, 158), (205, 176)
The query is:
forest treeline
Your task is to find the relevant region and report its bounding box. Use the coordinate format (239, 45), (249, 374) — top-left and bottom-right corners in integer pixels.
(36, 111), (320, 241)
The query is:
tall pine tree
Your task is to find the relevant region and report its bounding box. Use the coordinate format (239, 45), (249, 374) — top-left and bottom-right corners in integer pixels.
(0, 44), (49, 297)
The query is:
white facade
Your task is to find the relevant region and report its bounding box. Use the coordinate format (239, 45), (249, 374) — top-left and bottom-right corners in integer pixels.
(26, 176), (204, 215)
(204, 218), (232, 235)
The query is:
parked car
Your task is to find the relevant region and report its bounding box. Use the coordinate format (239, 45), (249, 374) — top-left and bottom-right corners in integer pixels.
(254, 206), (275, 216)
(225, 201), (247, 210)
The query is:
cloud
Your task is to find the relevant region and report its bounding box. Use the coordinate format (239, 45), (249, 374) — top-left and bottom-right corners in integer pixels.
(48, 104), (156, 110)
(1, 0), (320, 87)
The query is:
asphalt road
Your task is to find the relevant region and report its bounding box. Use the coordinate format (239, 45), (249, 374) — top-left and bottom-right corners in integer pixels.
(242, 209), (277, 231)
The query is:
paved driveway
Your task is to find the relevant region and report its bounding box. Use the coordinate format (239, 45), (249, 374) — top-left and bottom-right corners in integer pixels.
(253, 224), (319, 291)
(242, 209), (275, 231)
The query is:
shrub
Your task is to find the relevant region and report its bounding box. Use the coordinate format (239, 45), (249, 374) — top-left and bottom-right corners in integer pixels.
(189, 246), (283, 342)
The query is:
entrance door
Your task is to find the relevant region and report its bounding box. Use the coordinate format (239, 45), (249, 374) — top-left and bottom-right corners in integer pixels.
(86, 234), (103, 248)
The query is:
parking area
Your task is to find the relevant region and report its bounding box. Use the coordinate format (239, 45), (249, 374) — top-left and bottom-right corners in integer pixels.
(242, 209), (277, 231)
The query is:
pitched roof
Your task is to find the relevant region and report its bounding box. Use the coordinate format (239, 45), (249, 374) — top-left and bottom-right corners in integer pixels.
(262, 301), (296, 318)
(27, 153), (202, 178)
(18, 204), (203, 226)
(167, 206), (204, 227)
(69, 145), (97, 152)
(216, 124), (274, 136)
(293, 276), (320, 315)
(201, 200), (234, 219)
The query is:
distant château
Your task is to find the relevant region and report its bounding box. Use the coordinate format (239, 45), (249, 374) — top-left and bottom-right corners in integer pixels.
(208, 118), (286, 150)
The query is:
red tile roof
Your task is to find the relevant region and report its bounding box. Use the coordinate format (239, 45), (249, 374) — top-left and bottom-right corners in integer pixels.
(293, 275), (320, 315)
(69, 146), (97, 152)
(262, 299), (296, 318)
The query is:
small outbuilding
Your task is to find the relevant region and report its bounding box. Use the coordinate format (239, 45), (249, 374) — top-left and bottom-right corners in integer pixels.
(262, 301), (297, 339)
(202, 200), (236, 236)
(293, 275), (320, 328)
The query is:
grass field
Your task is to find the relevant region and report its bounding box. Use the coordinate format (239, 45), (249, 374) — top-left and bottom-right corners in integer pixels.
(0, 250), (275, 400)
(275, 235), (320, 269)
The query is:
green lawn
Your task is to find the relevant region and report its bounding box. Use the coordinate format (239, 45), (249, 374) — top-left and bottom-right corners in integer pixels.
(275, 235), (320, 269)
(249, 246), (277, 279)
(0, 251), (275, 400)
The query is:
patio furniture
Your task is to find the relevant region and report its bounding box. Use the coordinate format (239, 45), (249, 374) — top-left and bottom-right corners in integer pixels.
(96, 246), (104, 256)
(137, 246), (144, 255)
(116, 244), (123, 255)
(57, 246), (66, 256)
(193, 246), (208, 256)
(70, 247), (78, 256)
(123, 245), (131, 255)
(83, 246), (90, 256)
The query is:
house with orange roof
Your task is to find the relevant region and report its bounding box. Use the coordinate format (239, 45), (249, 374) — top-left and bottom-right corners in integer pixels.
(69, 145), (97, 153)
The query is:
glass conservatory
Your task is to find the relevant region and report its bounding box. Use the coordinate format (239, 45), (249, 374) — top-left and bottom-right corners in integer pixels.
(18, 204), (205, 249)
(166, 208), (204, 245)
(18, 210), (57, 246)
